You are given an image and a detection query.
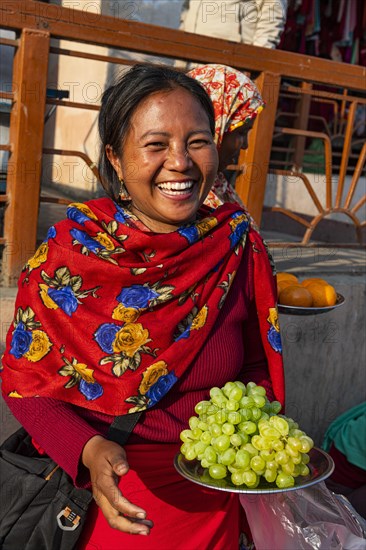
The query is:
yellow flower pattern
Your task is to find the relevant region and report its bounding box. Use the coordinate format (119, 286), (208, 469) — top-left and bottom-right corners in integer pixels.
(196, 217), (218, 238)
(139, 361), (168, 395)
(112, 305), (140, 323)
(95, 232), (115, 250)
(24, 330), (52, 362)
(69, 202), (98, 220)
(267, 307), (280, 332)
(191, 305), (209, 331)
(113, 323), (150, 357)
(27, 243), (48, 270)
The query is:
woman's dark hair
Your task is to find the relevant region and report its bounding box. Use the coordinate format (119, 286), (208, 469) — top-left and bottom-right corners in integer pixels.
(98, 63), (216, 200)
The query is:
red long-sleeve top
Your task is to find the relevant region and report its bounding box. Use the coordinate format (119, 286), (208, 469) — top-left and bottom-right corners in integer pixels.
(4, 243), (273, 487)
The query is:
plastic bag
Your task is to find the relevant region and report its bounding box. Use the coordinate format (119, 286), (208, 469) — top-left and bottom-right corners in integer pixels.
(240, 481), (366, 550)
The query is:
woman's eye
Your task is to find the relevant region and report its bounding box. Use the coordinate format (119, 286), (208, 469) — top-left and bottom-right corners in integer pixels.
(146, 142), (166, 148)
(188, 139), (210, 148)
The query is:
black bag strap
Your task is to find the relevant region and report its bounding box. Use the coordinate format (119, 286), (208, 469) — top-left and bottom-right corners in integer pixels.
(107, 411), (142, 446)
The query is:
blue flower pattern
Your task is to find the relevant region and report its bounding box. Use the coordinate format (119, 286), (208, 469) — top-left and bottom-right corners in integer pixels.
(70, 228), (105, 253)
(94, 323), (120, 353)
(117, 285), (159, 309)
(267, 325), (282, 353)
(10, 323), (32, 359)
(79, 379), (104, 401)
(146, 371), (178, 407)
(48, 286), (78, 317)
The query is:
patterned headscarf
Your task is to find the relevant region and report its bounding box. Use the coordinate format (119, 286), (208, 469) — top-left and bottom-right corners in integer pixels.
(188, 64), (264, 148)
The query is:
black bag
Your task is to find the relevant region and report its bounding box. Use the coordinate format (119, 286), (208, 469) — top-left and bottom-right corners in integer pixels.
(0, 412), (141, 550)
(0, 427), (92, 550)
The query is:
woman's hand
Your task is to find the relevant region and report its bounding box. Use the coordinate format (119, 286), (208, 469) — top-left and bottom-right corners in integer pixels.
(82, 435), (153, 535)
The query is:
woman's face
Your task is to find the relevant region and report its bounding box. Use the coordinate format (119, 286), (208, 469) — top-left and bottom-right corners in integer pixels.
(106, 87), (218, 233)
(218, 120), (254, 171)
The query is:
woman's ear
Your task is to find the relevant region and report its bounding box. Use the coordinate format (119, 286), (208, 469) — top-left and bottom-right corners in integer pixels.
(105, 145), (123, 180)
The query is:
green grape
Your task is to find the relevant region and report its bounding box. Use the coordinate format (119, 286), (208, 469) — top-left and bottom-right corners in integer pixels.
(298, 463), (310, 477)
(289, 428), (305, 438)
(180, 442), (190, 455)
(200, 431), (212, 445)
(222, 382), (236, 398)
(231, 471), (244, 486)
(246, 382), (258, 392)
(260, 449), (276, 462)
(272, 439), (285, 451)
(239, 408), (252, 421)
(227, 399), (239, 411)
(235, 449), (251, 469)
(282, 459), (295, 475)
(251, 435), (264, 450)
(259, 425), (281, 439)
(220, 448), (236, 465)
(252, 395), (266, 408)
(234, 381), (246, 393)
(241, 443), (258, 457)
(270, 401), (282, 414)
(286, 444), (300, 459)
(250, 455), (266, 473)
(212, 434), (231, 453)
(209, 464), (227, 480)
(209, 423), (222, 437)
(207, 404), (219, 415)
(239, 396), (255, 409)
(229, 386), (243, 402)
(242, 470), (258, 487)
(222, 422), (235, 435)
(209, 387), (223, 398)
(299, 436), (314, 453)
(269, 416), (289, 436)
(275, 450), (289, 465)
(211, 393), (228, 407)
(197, 420), (209, 431)
(265, 460), (277, 471)
(189, 416), (199, 430)
(248, 384), (266, 397)
(227, 411), (241, 425)
(301, 453), (310, 465)
(287, 437), (302, 452)
(215, 410), (228, 424)
(230, 433), (243, 448)
(180, 429), (195, 443)
(192, 428), (203, 440)
(194, 441), (208, 456)
(251, 407), (262, 421)
(204, 446), (217, 463)
(276, 472), (295, 489)
(201, 458), (213, 468)
(194, 400), (211, 415)
(264, 468), (277, 483)
(239, 421), (257, 435)
(184, 445), (197, 461)
(206, 414), (217, 425)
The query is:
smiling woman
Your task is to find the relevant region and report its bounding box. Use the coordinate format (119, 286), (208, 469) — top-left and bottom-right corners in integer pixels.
(1, 63), (285, 550)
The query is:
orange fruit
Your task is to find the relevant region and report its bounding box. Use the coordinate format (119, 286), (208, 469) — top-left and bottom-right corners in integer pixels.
(306, 283), (337, 307)
(279, 285), (313, 307)
(301, 278), (328, 288)
(277, 272), (299, 283)
(277, 279), (300, 294)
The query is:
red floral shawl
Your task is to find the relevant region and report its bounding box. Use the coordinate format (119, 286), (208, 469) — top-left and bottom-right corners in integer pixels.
(1, 198), (284, 415)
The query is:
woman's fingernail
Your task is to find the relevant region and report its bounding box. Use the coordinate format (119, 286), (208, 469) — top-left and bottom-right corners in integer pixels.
(136, 512), (146, 519)
(138, 530), (149, 536)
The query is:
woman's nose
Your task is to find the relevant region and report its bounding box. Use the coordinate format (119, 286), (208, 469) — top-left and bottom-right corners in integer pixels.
(164, 146), (192, 171)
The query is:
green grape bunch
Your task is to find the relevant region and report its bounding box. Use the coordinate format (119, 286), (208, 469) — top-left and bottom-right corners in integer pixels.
(179, 381), (314, 489)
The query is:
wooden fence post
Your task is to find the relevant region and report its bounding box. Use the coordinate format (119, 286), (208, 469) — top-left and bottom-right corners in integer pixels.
(2, 28), (49, 286)
(235, 71), (281, 227)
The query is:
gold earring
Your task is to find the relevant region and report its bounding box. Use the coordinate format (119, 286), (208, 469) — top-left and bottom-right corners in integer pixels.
(119, 178), (130, 201)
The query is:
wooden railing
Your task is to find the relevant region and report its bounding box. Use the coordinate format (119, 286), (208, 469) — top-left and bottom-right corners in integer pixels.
(0, 0), (365, 285)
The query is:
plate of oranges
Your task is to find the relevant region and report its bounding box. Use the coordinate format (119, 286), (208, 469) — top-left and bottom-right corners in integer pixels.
(276, 273), (345, 315)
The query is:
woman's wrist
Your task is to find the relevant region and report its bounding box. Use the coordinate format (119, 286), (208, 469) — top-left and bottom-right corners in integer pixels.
(81, 434), (106, 469)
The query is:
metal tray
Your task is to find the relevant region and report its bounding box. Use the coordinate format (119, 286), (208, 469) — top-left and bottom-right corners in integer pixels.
(278, 293), (345, 316)
(174, 447), (334, 494)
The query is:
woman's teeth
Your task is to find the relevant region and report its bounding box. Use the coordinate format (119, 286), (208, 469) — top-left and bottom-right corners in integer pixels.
(157, 181), (194, 195)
